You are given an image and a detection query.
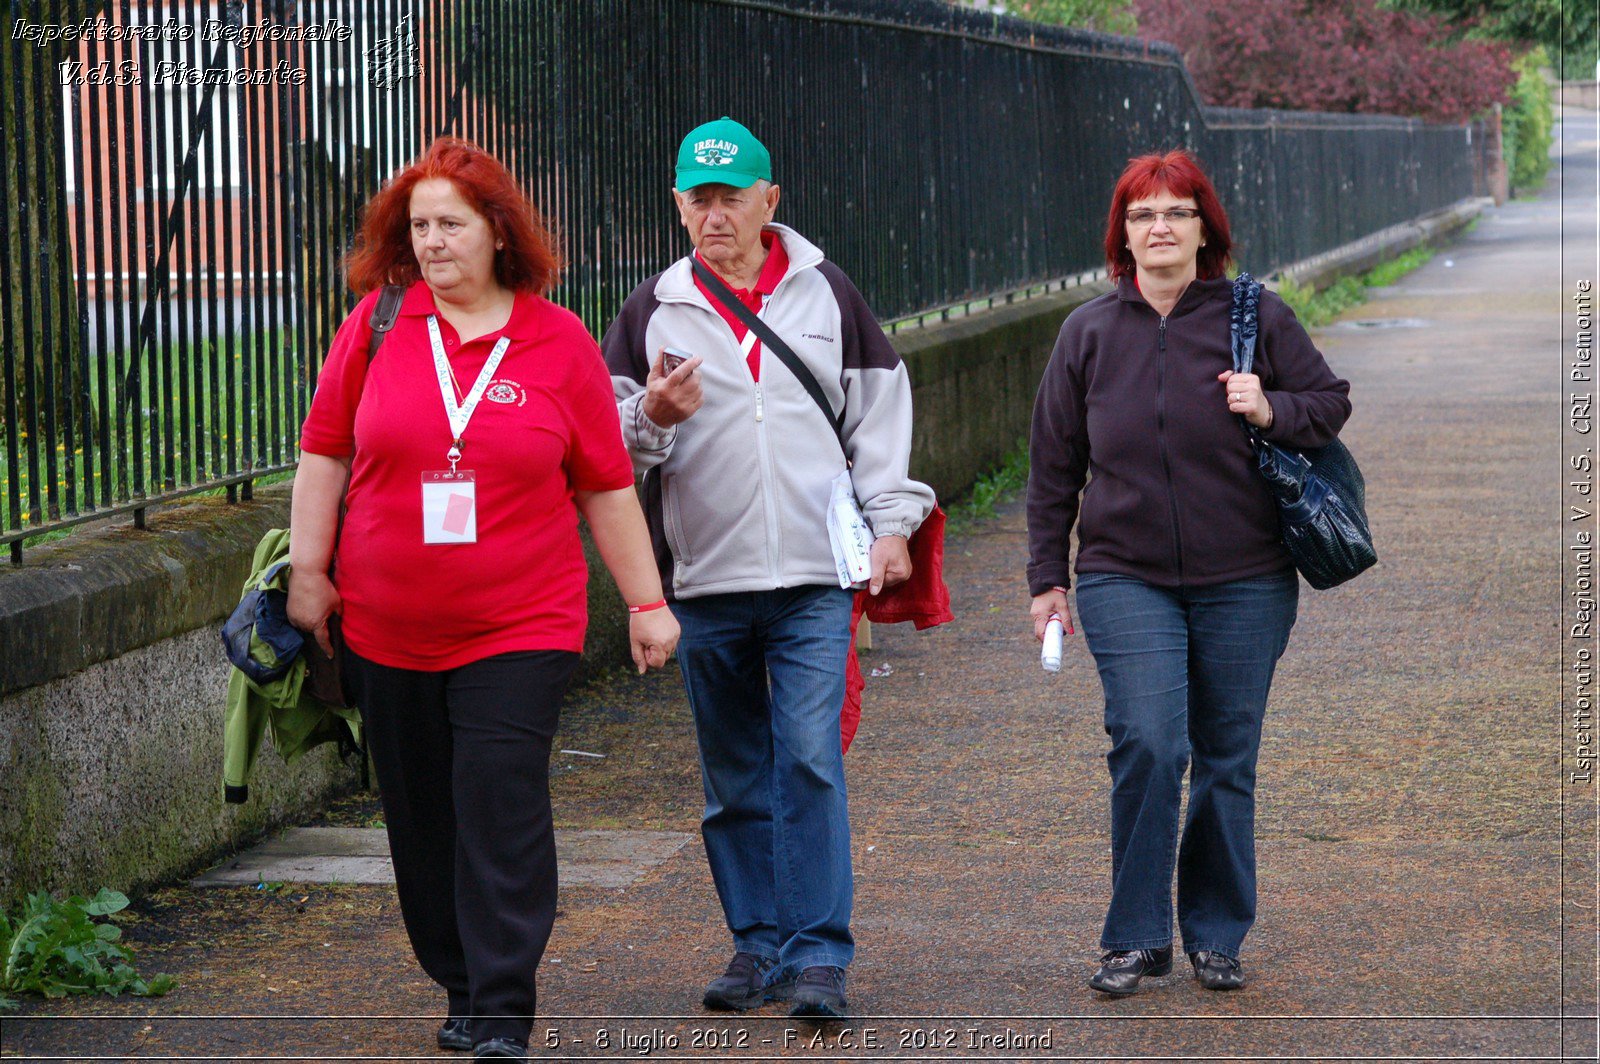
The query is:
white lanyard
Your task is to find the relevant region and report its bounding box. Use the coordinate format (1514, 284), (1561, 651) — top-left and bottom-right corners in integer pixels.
(427, 314), (510, 469)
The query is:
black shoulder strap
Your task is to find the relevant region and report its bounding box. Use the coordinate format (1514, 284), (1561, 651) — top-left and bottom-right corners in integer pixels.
(366, 284), (407, 362)
(691, 257), (846, 441)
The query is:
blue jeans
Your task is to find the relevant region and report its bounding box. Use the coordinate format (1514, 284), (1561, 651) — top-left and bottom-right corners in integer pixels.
(1074, 570), (1299, 959)
(673, 585), (856, 979)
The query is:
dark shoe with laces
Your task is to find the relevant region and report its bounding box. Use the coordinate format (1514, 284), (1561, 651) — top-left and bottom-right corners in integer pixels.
(473, 1036), (528, 1059)
(703, 951), (778, 1011)
(788, 965), (848, 1019)
(1089, 946), (1173, 996)
(437, 1017), (473, 1051)
(1189, 950), (1245, 990)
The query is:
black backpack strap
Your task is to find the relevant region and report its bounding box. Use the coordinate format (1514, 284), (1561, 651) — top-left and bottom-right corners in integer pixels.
(366, 284), (407, 361)
(691, 256), (846, 442)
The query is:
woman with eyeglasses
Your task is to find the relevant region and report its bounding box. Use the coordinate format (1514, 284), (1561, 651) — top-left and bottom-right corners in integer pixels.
(1025, 150), (1351, 996)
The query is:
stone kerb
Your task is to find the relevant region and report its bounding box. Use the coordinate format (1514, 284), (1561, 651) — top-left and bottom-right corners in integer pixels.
(1274, 198), (1490, 292)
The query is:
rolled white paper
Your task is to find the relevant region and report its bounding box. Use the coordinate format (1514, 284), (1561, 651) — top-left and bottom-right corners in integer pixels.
(1042, 615), (1064, 673)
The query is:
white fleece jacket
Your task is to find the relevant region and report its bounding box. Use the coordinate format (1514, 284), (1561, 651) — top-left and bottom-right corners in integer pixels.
(601, 224), (934, 600)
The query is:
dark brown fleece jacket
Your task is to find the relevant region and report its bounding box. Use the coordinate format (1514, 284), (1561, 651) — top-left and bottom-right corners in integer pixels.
(1026, 275), (1352, 595)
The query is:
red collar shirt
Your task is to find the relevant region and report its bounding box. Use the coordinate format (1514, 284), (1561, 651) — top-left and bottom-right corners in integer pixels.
(692, 231), (790, 380)
(299, 282), (634, 670)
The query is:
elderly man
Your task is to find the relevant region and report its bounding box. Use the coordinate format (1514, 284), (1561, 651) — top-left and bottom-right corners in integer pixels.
(602, 117), (934, 1019)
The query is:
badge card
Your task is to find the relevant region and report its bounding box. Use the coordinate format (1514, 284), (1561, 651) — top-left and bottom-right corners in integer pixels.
(421, 470), (478, 544)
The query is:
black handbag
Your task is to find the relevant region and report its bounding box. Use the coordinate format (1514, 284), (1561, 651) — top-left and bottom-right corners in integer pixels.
(1231, 274), (1376, 589)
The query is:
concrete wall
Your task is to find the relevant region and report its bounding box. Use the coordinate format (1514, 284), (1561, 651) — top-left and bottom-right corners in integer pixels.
(0, 493), (354, 905)
(1274, 198), (1489, 292)
(1557, 81), (1598, 110)
(0, 197), (1486, 906)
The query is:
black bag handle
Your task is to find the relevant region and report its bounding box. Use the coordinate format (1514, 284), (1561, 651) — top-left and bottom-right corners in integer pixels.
(1230, 273), (1267, 444)
(691, 257), (846, 442)
(1232, 274), (1311, 485)
(1230, 273), (1262, 379)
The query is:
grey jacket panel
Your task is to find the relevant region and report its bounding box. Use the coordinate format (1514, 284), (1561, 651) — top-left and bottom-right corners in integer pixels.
(602, 223), (934, 599)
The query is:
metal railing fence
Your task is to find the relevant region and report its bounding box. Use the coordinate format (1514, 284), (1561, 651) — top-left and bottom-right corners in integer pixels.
(2, 0), (1481, 559)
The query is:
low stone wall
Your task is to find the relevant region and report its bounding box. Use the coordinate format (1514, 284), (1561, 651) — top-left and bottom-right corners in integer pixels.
(896, 285), (1108, 495)
(0, 197), (1486, 906)
(0, 282), (1091, 908)
(1557, 81), (1598, 110)
(1273, 198), (1490, 292)
(0, 493), (350, 905)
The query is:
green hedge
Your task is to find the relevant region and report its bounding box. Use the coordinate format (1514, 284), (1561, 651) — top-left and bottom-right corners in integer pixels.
(1503, 49), (1553, 196)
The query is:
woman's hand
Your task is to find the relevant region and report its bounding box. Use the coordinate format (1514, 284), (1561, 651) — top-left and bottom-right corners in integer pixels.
(287, 569), (342, 657)
(630, 607), (681, 674)
(287, 452), (350, 658)
(1030, 588), (1074, 642)
(574, 486), (680, 674)
(1218, 370), (1274, 429)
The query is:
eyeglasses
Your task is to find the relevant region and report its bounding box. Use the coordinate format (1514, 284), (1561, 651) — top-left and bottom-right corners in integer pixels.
(1125, 208), (1200, 227)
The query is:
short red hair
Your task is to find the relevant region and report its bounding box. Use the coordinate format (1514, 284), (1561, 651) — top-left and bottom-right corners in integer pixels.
(346, 138), (562, 295)
(1103, 150), (1233, 281)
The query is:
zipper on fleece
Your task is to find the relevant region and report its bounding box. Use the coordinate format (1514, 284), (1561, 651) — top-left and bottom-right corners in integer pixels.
(662, 257), (813, 586)
(1155, 315), (1186, 586)
(751, 380), (784, 580)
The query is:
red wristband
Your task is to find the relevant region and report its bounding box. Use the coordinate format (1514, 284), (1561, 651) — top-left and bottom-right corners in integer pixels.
(628, 599), (668, 614)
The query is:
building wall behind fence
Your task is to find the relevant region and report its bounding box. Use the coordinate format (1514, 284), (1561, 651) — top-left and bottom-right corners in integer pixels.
(4, 0), (1481, 548)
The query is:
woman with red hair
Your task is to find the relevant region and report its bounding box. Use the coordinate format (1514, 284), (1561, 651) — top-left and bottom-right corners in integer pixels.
(288, 138), (677, 1059)
(1026, 150), (1351, 996)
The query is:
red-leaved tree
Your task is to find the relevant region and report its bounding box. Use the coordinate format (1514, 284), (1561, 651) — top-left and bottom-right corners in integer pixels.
(1135, 0), (1515, 123)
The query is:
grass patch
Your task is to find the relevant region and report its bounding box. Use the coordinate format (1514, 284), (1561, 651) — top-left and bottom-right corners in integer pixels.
(20, 528), (75, 549)
(1363, 246), (1437, 288)
(187, 469), (296, 500)
(1277, 245), (1436, 328)
(3, 330), (308, 531)
(946, 438), (1029, 533)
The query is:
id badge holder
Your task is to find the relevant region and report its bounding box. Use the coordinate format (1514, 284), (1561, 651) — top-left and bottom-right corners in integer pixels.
(421, 470), (477, 544)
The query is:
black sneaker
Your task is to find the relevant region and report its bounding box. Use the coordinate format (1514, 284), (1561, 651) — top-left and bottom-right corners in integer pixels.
(1189, 950), (1245, 990)
(437, 1017), (473, 1051)
(788, 965), (848, 1019)
(472, 1036), (527, 1059)
(1088, 946), (1173, 996)
(703, 951), (778, 1011)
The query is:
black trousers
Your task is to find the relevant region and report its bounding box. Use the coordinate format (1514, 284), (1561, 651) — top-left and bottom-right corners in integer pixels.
(342, 646), (579, 1044)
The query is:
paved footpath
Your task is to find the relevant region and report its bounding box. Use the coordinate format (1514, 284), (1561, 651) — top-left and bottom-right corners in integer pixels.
(6, 124), (1596, 1062)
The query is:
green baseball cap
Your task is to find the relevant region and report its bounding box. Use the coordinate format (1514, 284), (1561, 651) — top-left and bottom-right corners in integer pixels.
(675, 117), (772, 192)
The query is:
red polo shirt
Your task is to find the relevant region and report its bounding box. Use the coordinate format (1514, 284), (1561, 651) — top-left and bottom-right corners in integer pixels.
(299, 282), (635, 670)
(693, 231), (790, 381)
